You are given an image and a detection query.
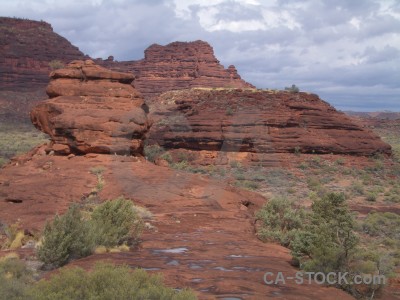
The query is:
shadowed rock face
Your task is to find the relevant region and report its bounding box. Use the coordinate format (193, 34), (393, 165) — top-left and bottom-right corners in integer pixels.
(150, 89), (392, 156)
(99, 40), (254, 100)
(30, 60), (150, 155)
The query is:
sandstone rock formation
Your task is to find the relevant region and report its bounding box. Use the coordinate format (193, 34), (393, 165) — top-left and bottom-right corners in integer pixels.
(30, 60), (150, 155)
(150, 89), (392, 156)
(0, 17), (87, 91)
(100, 40), (254, 100)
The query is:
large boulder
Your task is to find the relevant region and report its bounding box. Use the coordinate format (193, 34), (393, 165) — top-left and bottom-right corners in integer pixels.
(30, 60), (150, 155)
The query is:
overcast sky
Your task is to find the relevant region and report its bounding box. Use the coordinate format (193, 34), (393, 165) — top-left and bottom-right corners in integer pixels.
(1, 0), (399, 111)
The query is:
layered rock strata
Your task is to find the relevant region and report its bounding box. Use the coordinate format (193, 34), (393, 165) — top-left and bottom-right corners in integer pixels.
(150, 89), (392, 156)
(100, 40), (254, 100)
(30, 60), (150, 155)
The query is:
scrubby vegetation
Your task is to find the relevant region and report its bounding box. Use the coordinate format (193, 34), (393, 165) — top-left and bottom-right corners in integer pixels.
(256, 192), (396, 299)
(30, 263), (196, 300)
(37, 198), (143, 269)
(0, 254), (34, 299)
(0, 121), (48, 167)
(48, 60), (64, 70)
(37, 205), (93, 268)
(0, 258), (197, 300)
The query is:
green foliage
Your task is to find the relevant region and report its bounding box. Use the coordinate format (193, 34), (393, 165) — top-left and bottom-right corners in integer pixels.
(235, 180), (260, 190)
(29, 263), (197, 300)
(362, 212), (400, 239)
(256, 197), (307, 246)
(143, 144), (165, 163)
(291, 193), (359, 274)
(0, 121), (48, 166)
(48, 60), (64, 70)
(37, 198), (143, 268)
(0, 257), (32, 300)
(37, 205), (93, 268)
(91, 197), (143, 247)
(350, 181), (365, 196)
(365, 192), (377, 202)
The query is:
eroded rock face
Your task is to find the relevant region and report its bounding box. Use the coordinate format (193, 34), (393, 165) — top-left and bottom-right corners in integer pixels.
(100, 40), (254, 100)
(0, 17), (87, 91)
(150, 89), (392, 156)
(30, 60), (150, 155)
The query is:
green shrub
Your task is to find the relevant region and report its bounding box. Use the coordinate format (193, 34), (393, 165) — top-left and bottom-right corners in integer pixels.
(48, 60), (64, 70)
(350, 181), (365, 195)
(235, 180), (259, 191)
(143, 144), (165, 163)
(0, 257), (32, 300)
(29, 263), (197, 300)
(256, 197), (306, 246)
(365, 192), (377, 202)
(37, 205), (93, 268)
(291, 193), (359, 276)
(362, 212), (400, 239)
(91, 198), (143, 247)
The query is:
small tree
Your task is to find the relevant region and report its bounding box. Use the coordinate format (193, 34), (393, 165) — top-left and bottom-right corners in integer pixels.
(291, 192), (359, 278)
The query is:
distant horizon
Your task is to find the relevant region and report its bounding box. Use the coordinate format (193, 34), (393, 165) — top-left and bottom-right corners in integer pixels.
(0, 0), (399, 111)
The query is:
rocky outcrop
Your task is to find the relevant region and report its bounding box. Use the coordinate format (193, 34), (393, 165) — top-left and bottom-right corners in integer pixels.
(150, 89), (392, 156)
(100, 41), (254, 100)
(30, 60), (150, 155)
(0, 17), (87, 91)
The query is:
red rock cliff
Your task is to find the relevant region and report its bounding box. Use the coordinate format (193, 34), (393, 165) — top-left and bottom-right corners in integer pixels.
(150, 89), (392, 156)
(0, 17), (87, 91)
(100, 40), (254, 100)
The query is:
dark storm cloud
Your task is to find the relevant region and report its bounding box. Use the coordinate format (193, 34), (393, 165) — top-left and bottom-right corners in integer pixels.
(0, 0), (399, 111)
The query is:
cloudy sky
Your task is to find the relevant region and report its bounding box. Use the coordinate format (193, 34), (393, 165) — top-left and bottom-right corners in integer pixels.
(1, 0), (399, 111)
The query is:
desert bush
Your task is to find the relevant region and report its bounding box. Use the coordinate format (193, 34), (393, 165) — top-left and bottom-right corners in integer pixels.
(48, 60), (64, 70)
(90, 197), (143, 247)
(0, 256), (32, 300)
(256, 197), (307, 246)
(350, 181), (365, 196)
(362, 212), (400, 239)
(365, 192), (377, 202)
(29, 263), (197, 300)
(37, 205), (93, 268)
(235, 180), (259, 191)
(143, 144), (165, 163)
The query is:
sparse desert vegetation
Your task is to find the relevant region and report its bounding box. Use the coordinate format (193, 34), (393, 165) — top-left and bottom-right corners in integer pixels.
(0, 257), (196, 300)
(0, 121), (48, 167)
